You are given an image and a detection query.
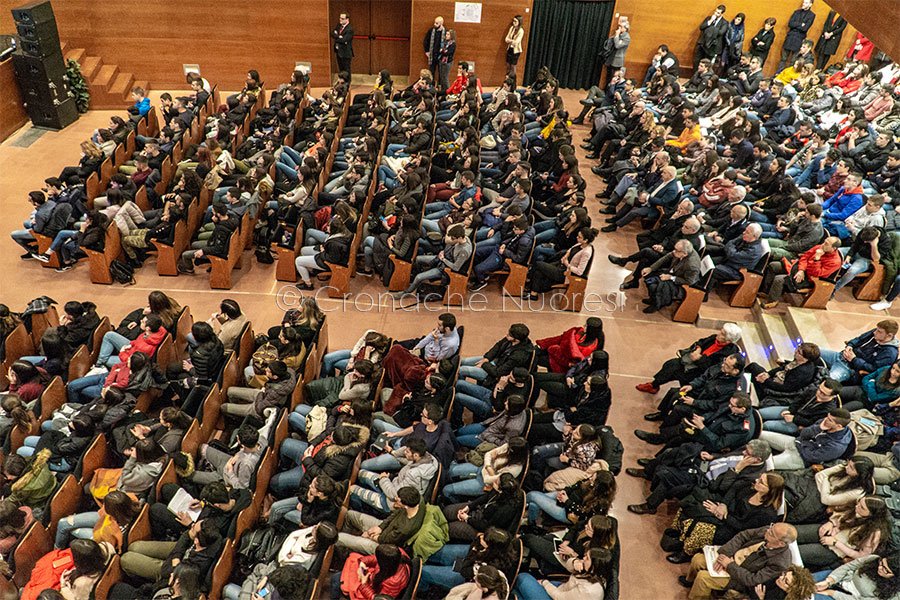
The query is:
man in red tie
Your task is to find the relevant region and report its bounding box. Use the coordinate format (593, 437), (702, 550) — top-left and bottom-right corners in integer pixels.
(332, 12), (354, 78)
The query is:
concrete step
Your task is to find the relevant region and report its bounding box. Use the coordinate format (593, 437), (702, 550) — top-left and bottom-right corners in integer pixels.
(64, 47), (85, 63)
(753, 303), (797, 365)
(91, 64), (118, 89)
(109, 72), (134, 98)
(80, 56), (102, 80)
(784, 307), (831, 351)
(735, 320), (773, 370)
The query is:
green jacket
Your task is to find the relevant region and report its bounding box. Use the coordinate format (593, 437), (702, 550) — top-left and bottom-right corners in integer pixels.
(407, 503), (449, 561)
(882, 231), (900, 296)
(9, 449), (56, 508)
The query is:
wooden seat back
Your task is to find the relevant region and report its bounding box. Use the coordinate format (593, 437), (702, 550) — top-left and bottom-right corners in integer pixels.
(209, 230), (241, 289)
(38, 376), (66, 422)
(68, 344), (91, 381)
(85, 224), (122, 284)
(12, 522), (52, 586)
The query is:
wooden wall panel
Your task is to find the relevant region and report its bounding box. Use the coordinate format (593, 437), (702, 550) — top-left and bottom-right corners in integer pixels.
(409, 0), (534, 87)
(0, 0), (333, 88)
(0, 57), (28, 142)
(612, 0), (861, 80)
(822, 0), (899, 61)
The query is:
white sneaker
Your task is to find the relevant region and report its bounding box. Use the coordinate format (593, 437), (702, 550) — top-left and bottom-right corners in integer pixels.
(871, 300), (893, 311)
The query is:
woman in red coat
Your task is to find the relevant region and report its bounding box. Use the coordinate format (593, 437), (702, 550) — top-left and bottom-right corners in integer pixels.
(846, 33), (875, 62)
(340, 543), (411, 600)
(536, 317), (605, 373)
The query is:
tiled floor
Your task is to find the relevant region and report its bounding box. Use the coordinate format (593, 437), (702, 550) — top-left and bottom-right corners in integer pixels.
(0, 87), (891, 598)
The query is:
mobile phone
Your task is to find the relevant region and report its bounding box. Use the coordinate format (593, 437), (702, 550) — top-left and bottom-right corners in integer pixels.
(258, 587), (270, 598)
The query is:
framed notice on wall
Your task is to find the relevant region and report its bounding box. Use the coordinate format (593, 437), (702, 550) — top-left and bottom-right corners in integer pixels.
(454, 2), (482, 24)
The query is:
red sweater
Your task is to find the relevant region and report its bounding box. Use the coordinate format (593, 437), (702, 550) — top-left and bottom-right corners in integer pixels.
(104, 362), (131, 388)
(341, 552), (411, 600)
(119, 328), (166, 362)
(791, 245), (843, 279)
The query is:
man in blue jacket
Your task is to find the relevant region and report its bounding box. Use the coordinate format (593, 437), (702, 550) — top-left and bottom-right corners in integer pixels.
(821, 173), (865, 222)
(711, 223), (766, 283)
(759, 409), (852, 469)
(819, 320), (899, 382)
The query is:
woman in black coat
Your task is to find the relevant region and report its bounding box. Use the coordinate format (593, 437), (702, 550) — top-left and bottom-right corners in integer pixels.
(749, 18), (777, 66)
(186, 323), (225, 384)
(814, 10), (847, 68)
(637, 324), (742, 393)
(58, 210), (108, 268)
(746, 342), (820, 403)
(442, 473), (522, 542)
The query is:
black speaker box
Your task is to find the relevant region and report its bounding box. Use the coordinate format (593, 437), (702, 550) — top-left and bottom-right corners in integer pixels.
(11, 0), (55, 26)
(16, 21), (59, 47)
(24, 97), (78, 130)
(12, 51), (66, 88)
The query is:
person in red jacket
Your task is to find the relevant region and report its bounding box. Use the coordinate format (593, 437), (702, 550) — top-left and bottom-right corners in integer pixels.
(97, 314), (166, 368)
(761, 237), (842, 308)
(339, 543), (411, 600)
(535, 317), (605, 373)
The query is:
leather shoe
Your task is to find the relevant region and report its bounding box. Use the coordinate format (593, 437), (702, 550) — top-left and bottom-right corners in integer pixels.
(591, 166), (605, 175)
(634, 429), (663, 444)
(607, 255), (627, 267)
(643, 411), (664, 422)
(571, 118), (584, 125)
(637, 457), (653, 467)
(600, 224), (617, 233)
(580, 143), (593, 150)
(627, 503), (656, 514)
(625, 467), (648, 479)
(585, 153), (600, 160)
(643, 305), (659, 314)
(620, 279), (639, 290)
(678, 576), (693, 588)
(636, 382), (659, 394)
(667, 551), (692, 564)
(600, 206), (617, 215)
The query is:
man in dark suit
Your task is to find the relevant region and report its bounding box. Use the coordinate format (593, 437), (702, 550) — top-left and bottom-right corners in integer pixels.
(815, 10), (847, 68)
(642, 240), (702, 313)
(694, 4), (729, 69)
(332, 12), (354, 77)
(778, 0), (816, 70)
(602, 166), (683, 232)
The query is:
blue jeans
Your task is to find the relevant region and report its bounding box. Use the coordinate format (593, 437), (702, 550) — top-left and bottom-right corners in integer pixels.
(268, 497), (303, 525)
(67, 373), (107, 403)
(305, 229), (328, 246)
(49, 229), (79, 253)
(289, 404), (313, 433)
(349, 471), (392, 514)
(223, 584), (240, 600)
(531, 442), (565, 472)
(97, 331), (130, 367)
(455, 423), (485, 448)
(321, 350), (351, 376)
(819, 349), (854, 382)
(55, 511), (100, 548)
(371, 419), (402, 437)
(361, 452), (402, 472)
(473, 247), (504, 283)
(526, 490), (568, 524)
(457, 356), (487, 381)
(268, 438), (308, 496)
(454, 380), (493, 422)
(11, 228), (36, 251)
(419, 543), (469, 590)
(514, 573), (557, 599)
(833, 257), (870, 292)
(442, 463), (484, 503)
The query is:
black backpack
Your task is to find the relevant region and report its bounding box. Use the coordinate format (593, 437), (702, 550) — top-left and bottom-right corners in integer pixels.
(109, 259), (135, 285)
(235, 524), (286, 577)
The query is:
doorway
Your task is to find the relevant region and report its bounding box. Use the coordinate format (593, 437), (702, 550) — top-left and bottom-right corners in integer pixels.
(329, 0), (411, 79)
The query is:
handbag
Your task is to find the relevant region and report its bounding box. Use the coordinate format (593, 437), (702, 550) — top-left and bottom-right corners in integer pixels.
(849, 409), (884, 450)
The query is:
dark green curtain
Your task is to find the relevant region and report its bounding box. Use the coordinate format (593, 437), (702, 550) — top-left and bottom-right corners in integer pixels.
(524, 0), (615, 89)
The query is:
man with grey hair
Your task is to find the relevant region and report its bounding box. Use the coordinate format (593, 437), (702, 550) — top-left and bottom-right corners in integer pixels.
(636, 323), (742, 394)
(640, 239), (701, 313)
(683, 523), (798, 596)
(635, 199), (695, 249)
(601, 166), (682, 232)
(616, 216), (704, 290)
(711, 223), (765, 283)
(704, 186), (748, 230)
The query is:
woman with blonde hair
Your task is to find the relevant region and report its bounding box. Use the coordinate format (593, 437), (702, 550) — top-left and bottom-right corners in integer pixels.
(59, 141), (104, 181)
